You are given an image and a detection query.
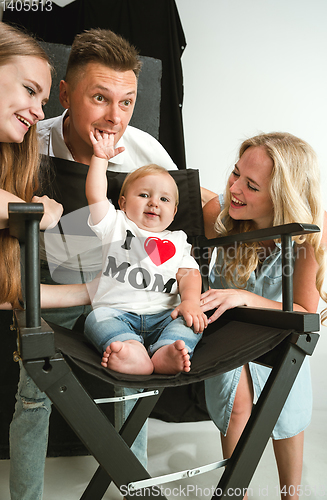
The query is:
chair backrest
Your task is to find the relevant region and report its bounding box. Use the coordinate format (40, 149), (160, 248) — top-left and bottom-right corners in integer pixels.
(42, 157), (204, 239)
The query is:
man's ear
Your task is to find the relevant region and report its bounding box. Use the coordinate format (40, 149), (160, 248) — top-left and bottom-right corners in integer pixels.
(118, 196), (126, 211)
(59, 80), (70, 109)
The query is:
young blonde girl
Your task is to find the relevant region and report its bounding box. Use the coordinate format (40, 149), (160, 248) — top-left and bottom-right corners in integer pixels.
(201, 132), (326, 500)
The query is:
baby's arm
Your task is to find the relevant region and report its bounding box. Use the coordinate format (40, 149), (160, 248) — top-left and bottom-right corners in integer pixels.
(171, 268), (208, 333)
(85, 131), (125, 225)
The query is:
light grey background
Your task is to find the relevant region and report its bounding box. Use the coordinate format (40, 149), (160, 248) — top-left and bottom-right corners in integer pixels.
(176, 0), (327, 412)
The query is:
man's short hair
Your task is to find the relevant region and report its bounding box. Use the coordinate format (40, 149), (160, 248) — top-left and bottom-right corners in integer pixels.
(65, 28), (142, 86)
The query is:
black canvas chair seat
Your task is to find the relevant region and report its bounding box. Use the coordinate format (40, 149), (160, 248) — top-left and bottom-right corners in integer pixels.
(51, 317), (293, 389)
(8, 169), (320, 500)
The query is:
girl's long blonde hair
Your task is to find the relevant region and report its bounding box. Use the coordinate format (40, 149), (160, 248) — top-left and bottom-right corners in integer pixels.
(0, 22), (52, 307)
(215, 132), (327, 323)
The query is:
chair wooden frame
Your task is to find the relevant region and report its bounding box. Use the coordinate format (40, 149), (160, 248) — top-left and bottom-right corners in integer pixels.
(8, 193), (320, 500)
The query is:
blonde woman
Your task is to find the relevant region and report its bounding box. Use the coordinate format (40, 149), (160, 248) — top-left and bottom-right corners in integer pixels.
(201, 132), (327, 500)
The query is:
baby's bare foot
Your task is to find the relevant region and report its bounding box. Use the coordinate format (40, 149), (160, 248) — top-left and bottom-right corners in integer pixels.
(151, 340), (191, 375)
(101, 340), (153, 375)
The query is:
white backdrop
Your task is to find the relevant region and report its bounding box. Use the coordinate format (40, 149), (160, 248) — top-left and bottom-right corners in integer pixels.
(175, 0), (327, 409)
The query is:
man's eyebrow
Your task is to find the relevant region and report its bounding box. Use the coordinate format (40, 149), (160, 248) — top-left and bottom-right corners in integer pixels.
(234, 164), (260, 187)
(93, 84), (136, 96)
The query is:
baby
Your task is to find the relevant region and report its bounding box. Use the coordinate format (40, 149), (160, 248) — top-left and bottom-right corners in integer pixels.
(84, 130), (207, 375)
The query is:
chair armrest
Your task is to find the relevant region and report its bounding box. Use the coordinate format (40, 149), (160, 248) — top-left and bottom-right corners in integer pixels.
(14, 309), (55, 360)
(195, 223), (320, 311)
(224, 306), (320, 333)
(196, 222), (320, 248)
(8, 202), (44, 328)
(8, 202), (43, 241)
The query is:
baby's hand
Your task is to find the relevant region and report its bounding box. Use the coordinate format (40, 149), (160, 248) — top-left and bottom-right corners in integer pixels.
(171, 300), (208, 334)
(89, 130), (125, 160)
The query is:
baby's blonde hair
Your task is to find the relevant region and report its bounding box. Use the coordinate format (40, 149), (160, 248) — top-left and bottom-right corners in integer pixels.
(119, 164), (179, 206)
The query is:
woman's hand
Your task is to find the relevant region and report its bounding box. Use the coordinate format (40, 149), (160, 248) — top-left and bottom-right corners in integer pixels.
(32, 195), (63, 230)
(200, 288), (252, 323)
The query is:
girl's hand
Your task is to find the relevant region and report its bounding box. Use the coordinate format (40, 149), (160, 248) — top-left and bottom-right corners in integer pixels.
(200, 288), (252, 323)
(32, 195), (63, 230)
(89, 130), (125, 160)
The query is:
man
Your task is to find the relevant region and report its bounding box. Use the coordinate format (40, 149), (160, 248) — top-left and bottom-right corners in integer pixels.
(9, 28), (179, 500)
(38, 29), (180, 327)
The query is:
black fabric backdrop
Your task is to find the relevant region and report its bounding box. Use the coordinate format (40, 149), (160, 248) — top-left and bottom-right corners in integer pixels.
(1, 0), (190, 458)
(3, 0), (187, 169)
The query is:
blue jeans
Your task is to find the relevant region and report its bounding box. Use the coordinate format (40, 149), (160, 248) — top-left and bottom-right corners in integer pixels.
(84, 308), (202, 357)
(9, 262), (147, 500)
(10, 363), (51, 500)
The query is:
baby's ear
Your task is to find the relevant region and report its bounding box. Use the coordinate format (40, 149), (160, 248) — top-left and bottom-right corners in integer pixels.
(118, 196), (126, 211)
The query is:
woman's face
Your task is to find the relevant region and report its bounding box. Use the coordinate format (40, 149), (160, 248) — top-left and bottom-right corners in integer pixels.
(228, 145), (274, 229)
(0, 55), (51, 143)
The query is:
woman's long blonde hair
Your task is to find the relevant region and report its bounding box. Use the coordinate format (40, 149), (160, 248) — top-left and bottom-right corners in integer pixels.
(0, 22), (52, 307)
(215, 132), (327, 323)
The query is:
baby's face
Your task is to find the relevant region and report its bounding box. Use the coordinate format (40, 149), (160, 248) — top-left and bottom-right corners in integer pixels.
(119, 173), (177, 232)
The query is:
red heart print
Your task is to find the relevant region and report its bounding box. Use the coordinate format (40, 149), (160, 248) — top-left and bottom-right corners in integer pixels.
(144, 237), (176, 266)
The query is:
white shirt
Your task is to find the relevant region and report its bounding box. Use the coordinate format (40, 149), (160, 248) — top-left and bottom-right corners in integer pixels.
(89, 203), (198, 314)
(37, 110), (177, 172)
(38, 111), (177, 275)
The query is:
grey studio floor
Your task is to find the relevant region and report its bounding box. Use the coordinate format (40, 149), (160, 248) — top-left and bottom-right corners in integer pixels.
(0, 411), (326, 500)
(1, 321), (327, 500)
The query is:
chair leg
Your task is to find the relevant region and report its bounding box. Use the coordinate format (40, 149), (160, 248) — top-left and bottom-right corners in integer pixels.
(213, 335), (317, 499)
(25, 355), (167, 500)
(81, 387), (164, 500)
(80, 467), (112, 500)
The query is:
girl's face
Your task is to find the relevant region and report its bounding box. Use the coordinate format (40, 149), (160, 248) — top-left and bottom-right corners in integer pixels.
(0, 55), (51, 143)
(228, 145), (274, 229)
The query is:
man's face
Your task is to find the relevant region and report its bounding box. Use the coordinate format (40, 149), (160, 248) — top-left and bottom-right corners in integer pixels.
(60, 62), (137, 155)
